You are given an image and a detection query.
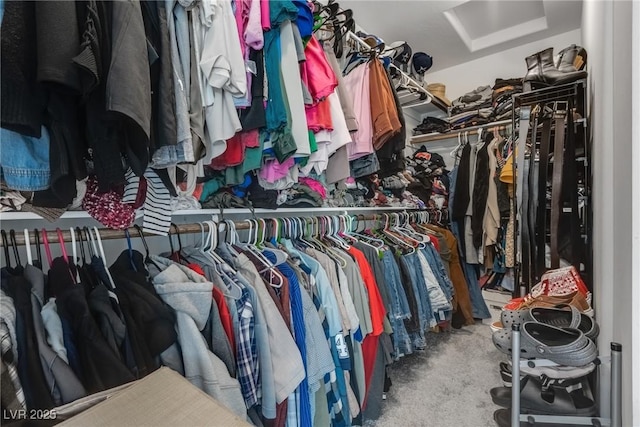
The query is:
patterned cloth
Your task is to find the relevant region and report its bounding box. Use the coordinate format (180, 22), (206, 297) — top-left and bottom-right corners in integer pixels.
(0, 291), (26, 411)
(233, 286), (259, 409)
(262, 252), (312, 427)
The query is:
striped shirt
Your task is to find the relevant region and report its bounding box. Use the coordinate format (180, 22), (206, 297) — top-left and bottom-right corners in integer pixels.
(123, 168), (171, 236)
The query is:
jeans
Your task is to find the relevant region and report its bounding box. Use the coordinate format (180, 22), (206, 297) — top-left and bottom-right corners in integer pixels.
(400, 254), (428, 348)
(421, 246), (454, 302)
(452, 221), (491, 319)
(0, 127), (50, 191)
(382, 251), (412, 358)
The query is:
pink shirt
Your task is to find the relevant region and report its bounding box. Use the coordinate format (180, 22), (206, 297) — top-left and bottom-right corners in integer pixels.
(343, 63), (373, 160)
(260, 0), (270, 30)
(300, 36), (338, 102)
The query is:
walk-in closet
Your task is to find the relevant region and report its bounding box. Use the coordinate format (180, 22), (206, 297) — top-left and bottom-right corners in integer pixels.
(0, 0), (638, 426)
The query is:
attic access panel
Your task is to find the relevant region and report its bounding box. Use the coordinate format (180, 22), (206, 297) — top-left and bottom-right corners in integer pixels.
(444, 0), (548, 52)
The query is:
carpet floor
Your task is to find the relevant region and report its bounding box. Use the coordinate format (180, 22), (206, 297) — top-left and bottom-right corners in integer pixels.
(366, 322), (505, 427)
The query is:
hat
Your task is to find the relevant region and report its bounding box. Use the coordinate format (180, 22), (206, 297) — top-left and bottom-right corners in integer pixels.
(426, 83), (451, 106)
(356, 31), (385, 51)
(412, 52), (433, 75)
(82, 177), (136, 229)
(385, 41), (413, 71)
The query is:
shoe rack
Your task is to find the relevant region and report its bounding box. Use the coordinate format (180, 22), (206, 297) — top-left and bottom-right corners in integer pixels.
(508, 324), (622, 427)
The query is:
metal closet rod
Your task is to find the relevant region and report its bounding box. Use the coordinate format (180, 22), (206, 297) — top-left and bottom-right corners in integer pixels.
(0, 213), (403, 247)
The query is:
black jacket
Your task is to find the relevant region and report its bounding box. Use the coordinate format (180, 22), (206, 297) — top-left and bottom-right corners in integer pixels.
(451, 143), (472, 221)
(109, 251), (177, 376)
(0, 1), (45, 137)
(52, 258), (135, 394)
(472, 136), (492, 249)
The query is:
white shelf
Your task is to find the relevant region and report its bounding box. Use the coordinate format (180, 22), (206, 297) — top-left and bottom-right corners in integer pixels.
(0, 206), (412, 222)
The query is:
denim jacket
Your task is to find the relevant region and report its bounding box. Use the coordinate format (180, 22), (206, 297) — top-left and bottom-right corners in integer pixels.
(0, 127), (50, 191)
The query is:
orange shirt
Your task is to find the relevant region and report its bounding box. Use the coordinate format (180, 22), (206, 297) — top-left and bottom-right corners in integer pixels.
(347, 246), (386, 336)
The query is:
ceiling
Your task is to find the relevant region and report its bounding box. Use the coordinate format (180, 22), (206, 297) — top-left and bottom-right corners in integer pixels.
(339, 0), (583, 72)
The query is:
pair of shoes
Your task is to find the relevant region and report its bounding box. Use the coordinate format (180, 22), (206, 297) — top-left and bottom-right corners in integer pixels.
(491, 375), (597, 416)
(492, 375), (597, 418)
(503, 290), (593, 316)
(492, 322), (597, 367)
(523, 46), (588, 91)
(498, 305), (599, 340)
(499, 360), (596, 388)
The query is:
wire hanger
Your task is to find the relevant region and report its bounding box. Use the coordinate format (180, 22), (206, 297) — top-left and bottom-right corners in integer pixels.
(134, 224), (163, 271)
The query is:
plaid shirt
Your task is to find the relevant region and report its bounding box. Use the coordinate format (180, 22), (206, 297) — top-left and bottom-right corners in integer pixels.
(234, 286), (259, 409)
(1, 291), (26, 411)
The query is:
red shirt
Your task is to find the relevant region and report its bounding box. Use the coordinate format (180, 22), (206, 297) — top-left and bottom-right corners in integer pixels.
(212, 287), (236, 354)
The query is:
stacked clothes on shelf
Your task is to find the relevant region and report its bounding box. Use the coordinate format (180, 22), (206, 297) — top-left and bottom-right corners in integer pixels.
(448, 78), (523, 130)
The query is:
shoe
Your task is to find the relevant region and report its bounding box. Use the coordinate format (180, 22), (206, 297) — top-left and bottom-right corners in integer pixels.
(523, 48), (587, 91)
(500, 360), (596, 384)
(503, 290), (593, 316)
(492, 322), (597, 366)
(555, 44), (587, 72)
(490, 376), (596, 416)
(499, 305), (599, 340)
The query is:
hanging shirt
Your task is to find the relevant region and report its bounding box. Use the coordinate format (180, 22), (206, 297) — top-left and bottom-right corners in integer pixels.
(343, 63), (373, 160)
(345, 247), (386, 336)
(280, 20), (311, 156)
(300, 35), (338, 103)
(195, 0), (247, 163)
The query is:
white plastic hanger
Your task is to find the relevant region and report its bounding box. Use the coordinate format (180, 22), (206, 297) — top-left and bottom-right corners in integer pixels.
(202, 220), (242, 299)
(70, 227), (78, 266)
(93, 227), (118, 291)
(24, 229), (33, 265)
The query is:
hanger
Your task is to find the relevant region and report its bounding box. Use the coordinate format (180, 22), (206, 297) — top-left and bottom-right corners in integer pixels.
(134, 224), (163, 271)
(33, 229), (43, 269)
(202, 220), (243, 298)
(262, 218), (289, 264)
(55, 228), (70, 265)
(68, 227), (82, 281)
(1, 230), (11, 269)
(451, 132), (464, 159)
(69, 227), (78, 266)
(124, 229), (137, 272)
(9, 230), (22, 268)
(238, 219), (284, 287)
(75, 227), (87, 266)
(41, 229), (54, 268)
(23, 229), (33, 266)
(92, 226), (117, 290)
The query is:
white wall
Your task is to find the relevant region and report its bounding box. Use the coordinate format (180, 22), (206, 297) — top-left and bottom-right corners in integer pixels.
(632, 3), (640, 425)
(582, 1), (637, 425)
(424, 29), (582, 100)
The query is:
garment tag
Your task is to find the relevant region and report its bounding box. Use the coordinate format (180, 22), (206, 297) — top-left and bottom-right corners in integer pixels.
(438, 311), (446, 321)
(246, 60), (257, 75)
(335, 333), (349, 359)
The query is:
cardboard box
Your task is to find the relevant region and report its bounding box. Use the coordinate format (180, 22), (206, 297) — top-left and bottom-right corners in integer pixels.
(59, 367), (251, 427)
(481, 289), (513, 326)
